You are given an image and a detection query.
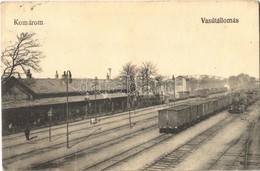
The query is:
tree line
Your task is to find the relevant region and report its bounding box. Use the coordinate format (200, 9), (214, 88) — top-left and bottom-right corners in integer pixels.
(228, 73), (257, 90)
(2, 32), (257, 95)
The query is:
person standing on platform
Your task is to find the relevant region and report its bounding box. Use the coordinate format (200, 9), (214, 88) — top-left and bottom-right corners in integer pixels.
(8, 122), (13, 132)
(24, 125), (31, 141)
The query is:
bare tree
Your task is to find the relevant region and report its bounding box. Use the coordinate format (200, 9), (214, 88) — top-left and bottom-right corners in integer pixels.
(138, 61), (158, 95)
(154, 75), (164, 92)
(1, 32), (44, 80)
(117, 62), (138, 93)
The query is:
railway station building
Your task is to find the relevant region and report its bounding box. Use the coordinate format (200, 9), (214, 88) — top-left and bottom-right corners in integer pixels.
(161, 76), (189, 99)
(2, 75), (130, 134)
(2, 73), (165, 134)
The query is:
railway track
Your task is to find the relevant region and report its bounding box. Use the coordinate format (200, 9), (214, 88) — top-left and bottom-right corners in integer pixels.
(2, 108), (159, 150)
(3, 99), (198, 170)
(3, 96), (229, 170)
(2, 110), (155, 147)
(82, 134), (173, 171)
(2, 99), (193, 150)
(206, 122), (255, 170)
(246, 123), (260, 170)
(28, 113), (233, 171)
(81, 115), (236, 171)
(142, 114), (239, 171)
(204, 103), (260, 170)
(244, 122), (254, 170)
(3, 114), (158, 166)
(28, 124), (160, 170)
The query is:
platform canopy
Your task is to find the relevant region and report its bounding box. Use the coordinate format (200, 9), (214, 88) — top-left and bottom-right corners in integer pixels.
(2, 93), (127, 110)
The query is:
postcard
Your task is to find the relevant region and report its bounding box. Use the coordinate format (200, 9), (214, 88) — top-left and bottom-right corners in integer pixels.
(1, 1), (259, 170)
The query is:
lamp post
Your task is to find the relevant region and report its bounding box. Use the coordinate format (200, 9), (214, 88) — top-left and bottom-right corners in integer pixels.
(133, 94), (137, 116)
(85, 93), (89, 120)
(196, 77), (199, 99)
(127, 75), (132, 128)
(94, 77), (98, 116)
(172, 75), (175, 106)
(61, 70), (72, 148)
(48, 107), (53, 142)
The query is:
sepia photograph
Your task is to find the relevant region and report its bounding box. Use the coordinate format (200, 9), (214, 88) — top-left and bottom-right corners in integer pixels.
(1, 1), (260, 170)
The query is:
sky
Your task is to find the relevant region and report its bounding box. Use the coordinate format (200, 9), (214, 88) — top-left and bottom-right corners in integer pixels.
(1, 1), (259, 79)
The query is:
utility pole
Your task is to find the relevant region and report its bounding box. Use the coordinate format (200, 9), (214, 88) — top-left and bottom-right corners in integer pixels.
(172, 75), (175, 106)
(61, 70), (72, 148)
(127, 75), (132, 128)
(259, 2), (260, 100)
(48, 107), (52, 142)
(85, 93), (89, 120)
(94, 77), (98, 116)
(108, 68), (112, 80)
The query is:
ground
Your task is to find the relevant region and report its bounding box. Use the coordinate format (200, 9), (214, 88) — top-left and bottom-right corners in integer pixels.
(2, 99), (260, 171)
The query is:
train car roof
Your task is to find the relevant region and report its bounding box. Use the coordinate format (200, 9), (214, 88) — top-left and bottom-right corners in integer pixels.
(207, 98), (219, 102)
(166, 105), (190, 111)
(187, 101), (203, 106)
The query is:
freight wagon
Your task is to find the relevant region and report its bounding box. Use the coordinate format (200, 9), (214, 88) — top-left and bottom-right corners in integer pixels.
(158, 94), (235, 133)
(189, 87), (228, 98)
(187, 102), (204, 122)
(158, 105), (191, 133)
(201, 99), (214, 118)
(196, 89), (210, 98)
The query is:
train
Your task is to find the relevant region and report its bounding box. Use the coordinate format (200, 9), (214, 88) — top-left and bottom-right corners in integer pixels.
(228, 93), (246, 113)
(179, 87), (228, 99)
(228, 90), (259, 114)
(158, 92), (254, 134)
(194, 87), (228, 97)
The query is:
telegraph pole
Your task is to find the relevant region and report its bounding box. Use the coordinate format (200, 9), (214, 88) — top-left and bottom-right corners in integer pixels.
(94, 77), (98, 116)
(48, 107), (52, 142)
(61, 70), (72, 148)
(259, 2), (260, 99)
(127, 75), (132, 128)
(172, 75), (175, 106)
(108, 68), (112, 80)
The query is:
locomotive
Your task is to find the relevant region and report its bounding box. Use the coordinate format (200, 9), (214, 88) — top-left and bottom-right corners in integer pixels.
(228, 93), (246, 113)
(228, 90), (259, 114)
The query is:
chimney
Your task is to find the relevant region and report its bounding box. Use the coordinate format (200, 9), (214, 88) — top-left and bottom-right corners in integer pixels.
(55, 71), (59, 79)
(106, 73), (109, 80)
(108, 68), (112, 80)
(26, 69), (32, 79)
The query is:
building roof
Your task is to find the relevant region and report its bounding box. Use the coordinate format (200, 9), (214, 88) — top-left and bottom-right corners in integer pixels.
(187, 101), (203, 106)
(163, 75), (189, 83)
(21, 78), (124, 95)
(176, 75), (189, 80)
(2, 76), (128, 109)
(2, 93), (127, 109)
(2, 76), (37, 99)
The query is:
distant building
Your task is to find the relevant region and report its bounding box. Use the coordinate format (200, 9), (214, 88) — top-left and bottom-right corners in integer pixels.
(175, 76), (189, 93)
(161, 76), (189, 99)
